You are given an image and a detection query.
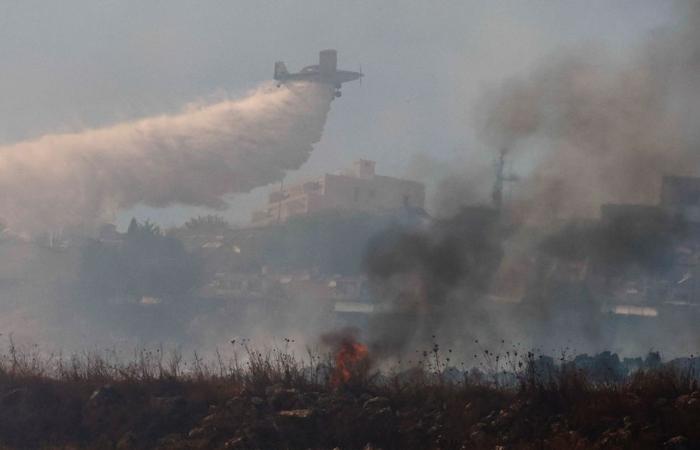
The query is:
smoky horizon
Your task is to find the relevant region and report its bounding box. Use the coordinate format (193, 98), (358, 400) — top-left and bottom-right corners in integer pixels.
(0, 0), (698, 369)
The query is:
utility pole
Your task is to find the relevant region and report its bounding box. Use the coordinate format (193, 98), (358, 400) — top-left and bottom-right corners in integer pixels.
(492, 148), (518, 212)
(277, 177), (285, 223)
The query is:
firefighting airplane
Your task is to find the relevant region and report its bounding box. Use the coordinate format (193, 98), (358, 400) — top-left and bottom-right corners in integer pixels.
(274, 49), (363, 98)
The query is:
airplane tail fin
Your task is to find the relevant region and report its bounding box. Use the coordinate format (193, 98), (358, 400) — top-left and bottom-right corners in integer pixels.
(274, 61), (288, 80)
(319, 49), (337, 76)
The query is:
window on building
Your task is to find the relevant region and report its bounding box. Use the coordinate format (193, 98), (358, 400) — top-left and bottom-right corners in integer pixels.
(354, 187), (360, 202)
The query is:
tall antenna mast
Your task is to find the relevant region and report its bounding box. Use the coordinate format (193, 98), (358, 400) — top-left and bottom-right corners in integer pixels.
(492, 148), (507, 211)
(492, 148), (517, 212)
(276, 177), (285, 223)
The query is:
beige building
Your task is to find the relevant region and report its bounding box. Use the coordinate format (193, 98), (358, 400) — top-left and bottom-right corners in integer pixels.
(252, 160), (425, 225)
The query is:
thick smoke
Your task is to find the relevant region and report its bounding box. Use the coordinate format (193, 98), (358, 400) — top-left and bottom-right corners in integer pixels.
(363, 207), (503, 356)
(404, 153), (493, 218)
(0, 82), (333, 232)
(359, 2), (700, 359)
(476, 1), (700, 221)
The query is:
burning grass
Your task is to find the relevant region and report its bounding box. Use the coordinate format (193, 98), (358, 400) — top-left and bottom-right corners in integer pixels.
(0, 338), (698, 449)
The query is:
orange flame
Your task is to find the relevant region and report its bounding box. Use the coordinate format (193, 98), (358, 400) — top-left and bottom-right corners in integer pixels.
(331, 339), (369, 387)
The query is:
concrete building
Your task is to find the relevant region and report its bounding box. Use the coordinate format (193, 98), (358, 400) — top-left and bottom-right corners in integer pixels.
(251, 159), (425, 225)
(660, 175), (700, 223)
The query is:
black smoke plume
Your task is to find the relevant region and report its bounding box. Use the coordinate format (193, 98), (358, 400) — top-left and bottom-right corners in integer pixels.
(363, 207), (503, 356)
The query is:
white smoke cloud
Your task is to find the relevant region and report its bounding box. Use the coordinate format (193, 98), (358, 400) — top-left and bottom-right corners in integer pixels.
(0, 82), (333, 232)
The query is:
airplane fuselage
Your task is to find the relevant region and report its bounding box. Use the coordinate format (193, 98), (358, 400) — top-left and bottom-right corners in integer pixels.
(275, 69), (362, 87)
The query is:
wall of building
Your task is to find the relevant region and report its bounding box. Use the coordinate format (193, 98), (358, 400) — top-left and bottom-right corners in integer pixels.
(251, 160), (425, 225)
(661, 176), (700, 223)
(318, 174), (424, 212)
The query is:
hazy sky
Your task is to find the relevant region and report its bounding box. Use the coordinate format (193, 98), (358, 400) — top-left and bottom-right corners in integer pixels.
(0, 1), (679, 228)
